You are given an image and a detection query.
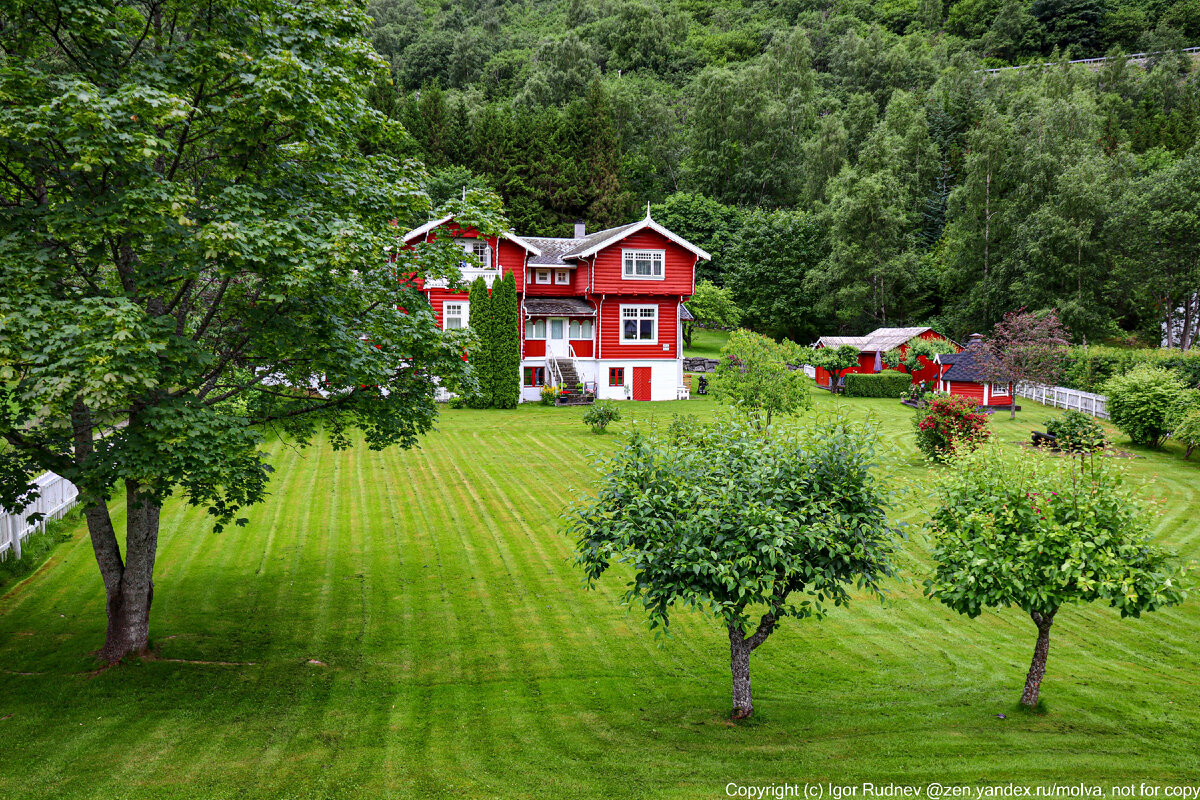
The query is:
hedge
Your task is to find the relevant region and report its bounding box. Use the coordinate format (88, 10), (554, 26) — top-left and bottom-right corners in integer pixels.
(844, 370), (912, 398)
(1062, 347), (1200, 392)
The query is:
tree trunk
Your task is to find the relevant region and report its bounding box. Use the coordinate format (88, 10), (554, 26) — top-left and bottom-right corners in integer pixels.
(91, 481), (161, 663)
(683, 322), (693, 349)
(1020, 609), (1056, 708)
(728, 626), (754, 720)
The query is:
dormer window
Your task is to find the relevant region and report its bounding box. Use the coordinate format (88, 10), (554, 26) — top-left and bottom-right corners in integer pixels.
(623, 249), (664, 280)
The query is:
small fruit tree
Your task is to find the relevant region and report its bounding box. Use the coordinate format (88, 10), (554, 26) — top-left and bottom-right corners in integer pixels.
(710, 330), (811, 429)
(564, 415), (896, 720)
(974, 309), (1070, 420)
(913, 394), (992, 462)
(810, 344), (861, 393)
(925, 445), (1186, 708)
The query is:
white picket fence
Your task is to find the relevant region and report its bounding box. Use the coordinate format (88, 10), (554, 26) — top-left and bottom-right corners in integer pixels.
(0, 472), (79, 561)
(1015, 383), (1109, 420)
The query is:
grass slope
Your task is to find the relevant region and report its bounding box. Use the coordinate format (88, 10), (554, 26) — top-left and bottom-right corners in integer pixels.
(0, 393), (1198, 799)
(683, 328), (729, 359)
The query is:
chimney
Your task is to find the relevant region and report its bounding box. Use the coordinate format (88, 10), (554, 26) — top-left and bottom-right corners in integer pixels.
(574, 221), (586, 238)
(968, 333), (985, 345)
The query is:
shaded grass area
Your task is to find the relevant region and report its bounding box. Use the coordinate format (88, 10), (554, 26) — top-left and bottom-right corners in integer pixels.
(0, 393), (1198, 799)
(0, 509), (79, 592)
(683, 328), (729, 358)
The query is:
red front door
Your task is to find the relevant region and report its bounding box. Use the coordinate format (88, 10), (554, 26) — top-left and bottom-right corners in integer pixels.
(632, 367), (652, 401)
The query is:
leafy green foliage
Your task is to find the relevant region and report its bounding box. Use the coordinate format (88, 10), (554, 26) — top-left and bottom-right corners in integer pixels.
(727, 208), (825, 342)
(468, 278), (496, 408)
(1044, 411), (1108, 452)
(710, 331), (812, 428)
(1105, 365), (1191, 448)
(925, 443), (1186, 704)
(844, 370), (913, 398)
(809, 345), (862, 393)
(682, 281), (741, 348)
(582, 401), (621, 433)
(540, 385), (557, 405)
(1171, 405), (1200, 458)
(564, 413), (896, 713)
(913, 394), (993, 461)
(1061, 346), (1200, 392)
(492, 273), (521, 409)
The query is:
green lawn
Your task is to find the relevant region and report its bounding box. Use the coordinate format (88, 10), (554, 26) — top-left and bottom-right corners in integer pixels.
(1, 392), (1199, 799)
(683, 327), (729, 358)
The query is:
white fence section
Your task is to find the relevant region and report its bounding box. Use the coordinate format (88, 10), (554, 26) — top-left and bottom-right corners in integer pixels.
(1016, 383), (1109, 420)
(0, 472), (79, 561)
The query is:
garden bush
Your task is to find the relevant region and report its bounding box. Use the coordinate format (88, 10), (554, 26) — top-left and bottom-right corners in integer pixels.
(913, 393), (992, 462)
(539, 385), (556, 405)
(1171, 407), (1200, 458)
(582, 401), (621, 434)
(1105, 366), (1191, 448)
(1044, 411), (1108, 452)
(844, 370), (912, 398)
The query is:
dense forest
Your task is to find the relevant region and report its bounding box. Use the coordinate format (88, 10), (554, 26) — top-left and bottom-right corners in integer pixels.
(365, 0), (1200, 347)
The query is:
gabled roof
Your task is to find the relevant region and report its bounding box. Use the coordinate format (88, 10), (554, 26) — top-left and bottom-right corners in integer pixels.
(402, 215), (542, 256)
(815, 326), (947, 353)
(524, 236), (588, 266)
(938, 348), (990, 382)
(563, 213), (712, 261)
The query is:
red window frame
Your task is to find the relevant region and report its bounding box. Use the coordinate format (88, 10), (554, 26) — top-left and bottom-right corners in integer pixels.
(609, 367), (624, 386)
(524, 367), (546, 387)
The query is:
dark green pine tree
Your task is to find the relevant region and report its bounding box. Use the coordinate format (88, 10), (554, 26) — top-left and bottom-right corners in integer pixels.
(467, 276), (495, 407)
(491, 272), (522, 408)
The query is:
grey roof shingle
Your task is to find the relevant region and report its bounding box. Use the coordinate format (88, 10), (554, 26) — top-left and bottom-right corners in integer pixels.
(524, 221), (642, 267)
(815, 327), (954, 353)
(523, 297), (596, 316)
(940, 348), (987, 382)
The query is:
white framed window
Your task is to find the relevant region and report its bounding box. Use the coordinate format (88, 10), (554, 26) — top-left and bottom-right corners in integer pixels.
(555, 269), (571, 285)
(444, 301), (469, 330)
(620, 304), (658, 344)
(991, 382), (1010, 395)
(526, 319), (547, 339)
(568, 319), (594, 339)
(622, 249), (665, 280)
(456, 238), (490, 268)
(535, 269), (552, 284)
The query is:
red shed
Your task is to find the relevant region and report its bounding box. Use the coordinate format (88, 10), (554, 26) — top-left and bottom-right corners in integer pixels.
(933, 348), (1014, 408)
(812, 327), (960, 388)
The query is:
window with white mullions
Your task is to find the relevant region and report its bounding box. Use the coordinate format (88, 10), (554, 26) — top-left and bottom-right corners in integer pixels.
(568, 319), (594, 339)
(444, 301), (468, 330)
(455, 239), (490, 268)
(620, 305), (657, 344)
(622, 249), (665, 280)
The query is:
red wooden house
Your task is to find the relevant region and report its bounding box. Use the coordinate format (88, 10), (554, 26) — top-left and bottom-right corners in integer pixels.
(932, 338), (1015, 408)
(402, 210), (710, 401)
(812, 327), (960, 388)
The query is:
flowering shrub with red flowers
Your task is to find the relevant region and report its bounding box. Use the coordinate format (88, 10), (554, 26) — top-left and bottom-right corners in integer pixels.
(914, 393), (992, 461)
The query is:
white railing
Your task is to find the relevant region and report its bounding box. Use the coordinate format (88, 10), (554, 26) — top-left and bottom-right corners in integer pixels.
(980, 45), (1200, 74)
(0, 472), (79, 561)
(1016, 383), (1109, 419)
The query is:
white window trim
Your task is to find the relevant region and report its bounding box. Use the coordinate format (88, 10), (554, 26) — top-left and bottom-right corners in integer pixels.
(443, 300), (469, 331)
(619, 304), (659, 345)
(991, 382), (1010, 395)
(535, 269), (552, 284)
(568, 319), (594, 339)
(622, 248), (666, 281)
(554, 269), (571, 285)
(525, 318), (547, 340)
(456, 238), (491, 269)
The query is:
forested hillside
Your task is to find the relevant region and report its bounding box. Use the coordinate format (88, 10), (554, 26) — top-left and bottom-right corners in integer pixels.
(366, 0), (1200, 346)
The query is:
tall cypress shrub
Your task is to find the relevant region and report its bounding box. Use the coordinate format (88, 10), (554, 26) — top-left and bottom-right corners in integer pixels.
(492, 272), (521, 408)
(467, 277), (494, 407)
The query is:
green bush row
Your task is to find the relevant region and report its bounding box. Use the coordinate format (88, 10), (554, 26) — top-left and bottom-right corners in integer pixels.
(844, 370), (912, 398)
(1062, 347), (1200, 392)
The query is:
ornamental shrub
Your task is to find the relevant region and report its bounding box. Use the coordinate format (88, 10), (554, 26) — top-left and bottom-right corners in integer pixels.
(540, 385), (556, 405)
(1171, 407), (1200, 458)
(582, 401), (622, 434)
(1044, 410), (1108, 452)
(1105, 365), (1190, 448)
(913, 393), (992, 462)
(844, 370), (912, 398)
(1062, 347), (1200, 392)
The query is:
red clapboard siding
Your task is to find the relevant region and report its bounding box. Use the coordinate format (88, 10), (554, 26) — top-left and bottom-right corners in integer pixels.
(523, 338), (546, 358)
(569, 339), (594, 357)
(597, 297), (679, 359)
(592, 229), (695, 295)
(949, 382), (986, 402)
(425, 288), (470, 329)
(497, 239), (527, 286)
(525, 266), (583, 296)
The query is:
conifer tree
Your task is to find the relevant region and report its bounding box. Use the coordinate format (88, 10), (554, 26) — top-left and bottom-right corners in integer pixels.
(492, 272), (522, 408)
(468, 277), (495, 407)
